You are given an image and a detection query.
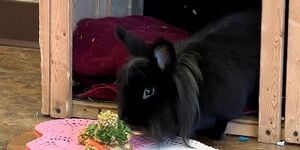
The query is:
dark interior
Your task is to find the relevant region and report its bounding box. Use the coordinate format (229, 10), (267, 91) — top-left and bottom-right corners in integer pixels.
(143, 0), (261, 33)
(73, 0), (261, 115)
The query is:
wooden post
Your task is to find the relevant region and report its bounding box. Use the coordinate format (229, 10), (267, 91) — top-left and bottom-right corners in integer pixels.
(258, 0), (286, 144)
(39, 0), (50, 115)
(49, 0), (73, 118)
(39, 0), (144, 118)
(285, 0), (300, 144)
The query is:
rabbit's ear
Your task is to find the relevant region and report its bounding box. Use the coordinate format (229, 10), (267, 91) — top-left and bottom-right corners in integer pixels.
(116, 26), (151, 58)
(152, 37), (176, 71)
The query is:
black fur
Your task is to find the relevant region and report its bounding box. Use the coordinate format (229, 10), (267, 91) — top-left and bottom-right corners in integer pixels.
(116, 10), (261, 142)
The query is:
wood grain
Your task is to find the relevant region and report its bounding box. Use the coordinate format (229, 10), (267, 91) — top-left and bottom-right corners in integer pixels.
(73, 100), (118, 110)
(72, 105), (99, 119)
(73, 0), (98, 28)
(7, 131), (36, 150)
(226, 121), (258, 138)
(258, 0), (285, 144)
(49, 0), (73, 118)
(39, 0), (50, 115)
(105, 0), (111, 16)
(72, 100), (118, 119)
(130, 0), (144, 15)
(285, 0), (300, 144)
(99, 0), (143, 17)
(0, 38), (39, 48)
(95, 0), (100, 18)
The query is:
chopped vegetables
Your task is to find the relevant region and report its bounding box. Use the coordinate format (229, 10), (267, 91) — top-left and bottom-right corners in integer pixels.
(78, 111), (132, 150)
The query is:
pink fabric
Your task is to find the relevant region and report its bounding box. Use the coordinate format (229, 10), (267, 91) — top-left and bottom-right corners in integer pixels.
(73, 15), (190, 101)
(26, 119), (158, 150)
(26, 119), (94, 150)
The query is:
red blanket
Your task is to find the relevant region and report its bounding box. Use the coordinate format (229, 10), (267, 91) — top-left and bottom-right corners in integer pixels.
(73, 15), (190, 101)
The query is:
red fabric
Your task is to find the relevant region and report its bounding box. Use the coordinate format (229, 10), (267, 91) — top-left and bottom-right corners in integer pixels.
(76, 83), (119, 101)
(73, 15), (190, 101)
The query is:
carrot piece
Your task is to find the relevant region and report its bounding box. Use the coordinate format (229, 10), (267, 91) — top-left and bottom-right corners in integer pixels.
(86, 139), (109, 150)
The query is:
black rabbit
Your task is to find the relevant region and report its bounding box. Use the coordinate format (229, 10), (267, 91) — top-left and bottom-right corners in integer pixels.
(116, 10), (261, 142)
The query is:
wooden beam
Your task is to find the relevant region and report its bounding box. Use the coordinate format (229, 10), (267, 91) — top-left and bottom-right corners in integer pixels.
(72, 105), (100, 119)
(39, 0), (50, 115)
(226, 117), (258, 137)
(0, 38), (39, 49)
(226, 118), (285, 140)
(49, 0), (73, 118)
(258, 0), (286, 144)
(98, 0), (143, 17)
(226, 121), (258, 138)
(72, 100), (118, 119)
(130, 0), (144, 15)
(285, 0), (300, 144)
(73, 100), (118, 110)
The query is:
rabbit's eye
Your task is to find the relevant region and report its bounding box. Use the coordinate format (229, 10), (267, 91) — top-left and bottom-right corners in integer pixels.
(143, 87), (155, 100)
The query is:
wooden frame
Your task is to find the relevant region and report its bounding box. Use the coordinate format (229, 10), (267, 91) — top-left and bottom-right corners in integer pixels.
(39, 0), (300, 145)
(285, 0), (300, 144)
(39, 0), (143, 118)
(258, 0), (286, 144)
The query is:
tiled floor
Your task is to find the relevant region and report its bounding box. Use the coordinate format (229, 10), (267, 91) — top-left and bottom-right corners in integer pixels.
(0, 45), (299, 150)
